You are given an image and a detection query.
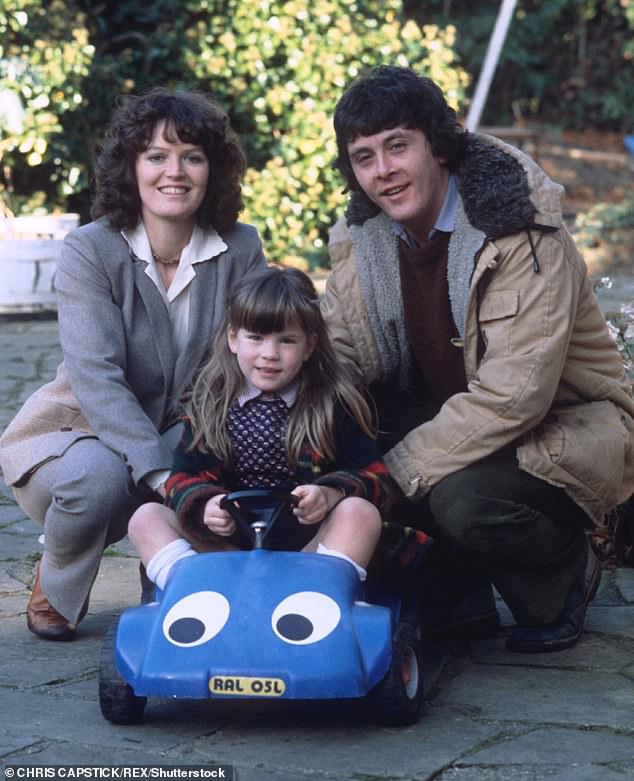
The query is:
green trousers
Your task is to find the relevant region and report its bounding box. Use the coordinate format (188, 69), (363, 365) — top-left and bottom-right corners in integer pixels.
(409, 449), (589, 626)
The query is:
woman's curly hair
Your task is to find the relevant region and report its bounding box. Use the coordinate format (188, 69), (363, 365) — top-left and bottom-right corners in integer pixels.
(91, 87), (246, 233)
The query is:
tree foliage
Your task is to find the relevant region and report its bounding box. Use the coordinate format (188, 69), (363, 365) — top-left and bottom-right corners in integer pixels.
(0, 0), (93, 213)
(1, 0), (632, 267)
(406, 0), (634, 130)
(181, 0), (467, 265)
(0, 0), (467, 265)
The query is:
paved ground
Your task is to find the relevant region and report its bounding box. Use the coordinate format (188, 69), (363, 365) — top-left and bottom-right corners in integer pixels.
(1, 277), (634, 779)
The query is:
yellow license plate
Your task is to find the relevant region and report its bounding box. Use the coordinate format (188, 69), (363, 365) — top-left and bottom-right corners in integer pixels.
(209, 675), (286, 697)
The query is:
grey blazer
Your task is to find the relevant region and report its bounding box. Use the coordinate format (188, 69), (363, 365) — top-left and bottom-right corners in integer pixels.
(0, 217), (266, 487)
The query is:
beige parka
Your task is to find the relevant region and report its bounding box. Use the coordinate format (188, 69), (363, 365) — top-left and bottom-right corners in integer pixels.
(321, 134), (634, 528)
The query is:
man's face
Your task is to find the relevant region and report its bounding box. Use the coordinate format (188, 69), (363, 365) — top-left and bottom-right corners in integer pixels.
(347, 126), (448, 245)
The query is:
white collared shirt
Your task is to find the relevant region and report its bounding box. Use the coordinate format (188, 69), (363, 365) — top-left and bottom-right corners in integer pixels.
(122, 222), (228, 354)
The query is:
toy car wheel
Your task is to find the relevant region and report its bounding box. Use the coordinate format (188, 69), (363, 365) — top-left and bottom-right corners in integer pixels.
(99, 621), (147, 724)
(369, 621), (423, 726)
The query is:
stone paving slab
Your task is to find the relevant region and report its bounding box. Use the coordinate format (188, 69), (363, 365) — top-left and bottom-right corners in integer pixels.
(434, 664), (634, 729)
(2, 305), (634, 779)
(615, 568), (634, 603)
(470, 630), (634, 671)
(466, 726), (634, 766)
(439, 766), (631, 780)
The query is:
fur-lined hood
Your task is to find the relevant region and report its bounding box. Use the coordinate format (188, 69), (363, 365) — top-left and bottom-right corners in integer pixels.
(345, 133), (565, 237)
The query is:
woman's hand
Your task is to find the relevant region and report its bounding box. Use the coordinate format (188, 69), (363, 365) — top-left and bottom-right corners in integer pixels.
(291, 485), (344, 525)
(202, 494), (235, 536)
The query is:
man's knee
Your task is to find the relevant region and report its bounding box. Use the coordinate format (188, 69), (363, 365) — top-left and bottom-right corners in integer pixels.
(428, 475), (481, 545)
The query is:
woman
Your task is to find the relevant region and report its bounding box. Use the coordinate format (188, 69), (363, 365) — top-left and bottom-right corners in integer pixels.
(0, 87), (266, 640)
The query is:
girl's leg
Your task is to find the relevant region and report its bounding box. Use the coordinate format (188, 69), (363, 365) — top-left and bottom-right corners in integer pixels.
(128, 503), (197, 590)
(128, 502), (238, 590)
(127, 502), (184, 566)
(304, 496), (382, 569)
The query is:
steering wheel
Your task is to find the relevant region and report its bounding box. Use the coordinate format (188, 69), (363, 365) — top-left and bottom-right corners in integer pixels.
(219, 489), (299, 549)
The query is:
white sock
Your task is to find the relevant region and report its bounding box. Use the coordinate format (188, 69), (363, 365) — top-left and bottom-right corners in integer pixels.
(316, 542), (367, 581)
(146, 538), (197, 591)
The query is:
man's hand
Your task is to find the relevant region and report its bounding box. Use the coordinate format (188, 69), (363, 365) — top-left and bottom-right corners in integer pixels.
(202, 494), (235, 536)
(291, 484), (344, 525)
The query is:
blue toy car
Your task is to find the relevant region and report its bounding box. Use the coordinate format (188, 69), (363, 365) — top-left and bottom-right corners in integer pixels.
(99, 490), (423, 725)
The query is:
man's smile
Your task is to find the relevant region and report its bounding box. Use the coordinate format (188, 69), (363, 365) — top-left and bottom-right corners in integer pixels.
(381, 184), (408, 197)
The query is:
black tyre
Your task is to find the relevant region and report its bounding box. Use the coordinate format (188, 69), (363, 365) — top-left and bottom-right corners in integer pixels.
(369, 621), (423, 726)
(99, 621), (147, 724)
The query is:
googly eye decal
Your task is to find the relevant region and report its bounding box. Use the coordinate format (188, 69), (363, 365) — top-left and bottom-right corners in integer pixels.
(163, 591), (230, 647)
(272, 591), (341, 645)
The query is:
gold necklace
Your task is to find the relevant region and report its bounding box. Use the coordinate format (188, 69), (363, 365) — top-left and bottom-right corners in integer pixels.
(151, 248), (181, 266)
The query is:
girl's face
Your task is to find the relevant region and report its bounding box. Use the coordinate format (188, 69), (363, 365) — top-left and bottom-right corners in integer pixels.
(228, 322), (317, 394)
(135, 120), (209, 230)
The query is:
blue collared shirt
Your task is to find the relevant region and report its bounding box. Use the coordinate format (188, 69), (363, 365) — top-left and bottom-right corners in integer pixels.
(237, 378), (299, 408)
(391, 173), (458, 248)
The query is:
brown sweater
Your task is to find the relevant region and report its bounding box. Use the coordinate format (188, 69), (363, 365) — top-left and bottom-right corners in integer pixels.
(398, 232), (468, 407)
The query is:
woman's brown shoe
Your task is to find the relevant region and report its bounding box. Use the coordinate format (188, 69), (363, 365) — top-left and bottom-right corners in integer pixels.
(26, 561), (77, 641)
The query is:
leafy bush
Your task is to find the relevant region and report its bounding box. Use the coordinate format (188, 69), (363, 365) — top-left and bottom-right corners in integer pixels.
(406, 0), (634, 131)
(574, 195), (634, 272)
(0, 0), (93, 214)
(591, 276), (634, 565)
(593, 276), (634, 382)
(1, 0), (467, 266)
(181, 0), (468, 267)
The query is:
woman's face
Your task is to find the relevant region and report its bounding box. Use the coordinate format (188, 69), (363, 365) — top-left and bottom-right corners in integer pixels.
(135, 120), (209, 229)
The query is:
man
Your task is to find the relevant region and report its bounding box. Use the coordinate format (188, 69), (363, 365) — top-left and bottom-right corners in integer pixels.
(321, 65), (634, 652)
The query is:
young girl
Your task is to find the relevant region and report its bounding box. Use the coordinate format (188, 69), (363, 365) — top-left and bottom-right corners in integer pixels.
(128, 266), (398, 591)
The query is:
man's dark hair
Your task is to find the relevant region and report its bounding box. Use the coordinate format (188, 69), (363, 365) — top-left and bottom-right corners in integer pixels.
(334, 65), (466, 193)
(91, 87), (246, 232)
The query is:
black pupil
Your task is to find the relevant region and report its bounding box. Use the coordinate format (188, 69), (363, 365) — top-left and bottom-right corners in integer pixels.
(276, 613), (313, 641)
(169, 617), (206, 644)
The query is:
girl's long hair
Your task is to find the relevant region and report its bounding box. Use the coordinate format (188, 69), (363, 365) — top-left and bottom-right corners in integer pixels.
(184, 266), (374, 463)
